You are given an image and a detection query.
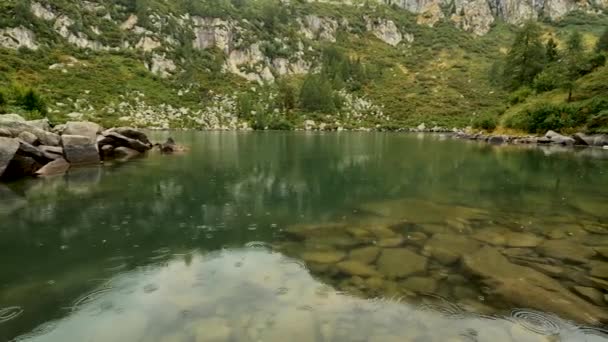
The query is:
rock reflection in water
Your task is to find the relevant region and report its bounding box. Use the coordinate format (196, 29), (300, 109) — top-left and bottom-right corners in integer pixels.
(13, 248), (607, 342)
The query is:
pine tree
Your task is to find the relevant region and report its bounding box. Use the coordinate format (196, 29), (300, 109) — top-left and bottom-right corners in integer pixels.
(562, 30), (586, 102)
(502, 21), (545, 90)
(545, 38), (559, 63)
(596, 27), (608, 53)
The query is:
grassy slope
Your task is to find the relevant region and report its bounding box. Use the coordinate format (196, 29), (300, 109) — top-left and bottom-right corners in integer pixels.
(0, 1), (606, 129)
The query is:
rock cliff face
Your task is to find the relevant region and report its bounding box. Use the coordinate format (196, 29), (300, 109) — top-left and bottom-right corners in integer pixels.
(401, 0), (604, 34)
(0, 0), (604, 83)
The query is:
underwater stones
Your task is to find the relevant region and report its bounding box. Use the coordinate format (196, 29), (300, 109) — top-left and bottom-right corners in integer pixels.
(504, 232), (543, 248)
(589, 263), (608, 279)
(595, 247), (608, 259)
(537, 240), (596, 264)
(358, 198), (488, 224)
(301, 251), (346, 264)
(61, 134), (100, 165)
(377, 248), (427, 278)
(403, 232), (428, 246)
(583, 225), (608, 235)
(463, 246), (608, 325)
(573, 286), (606, 306)
(336, 260), (379, 277)
(422, 234), (482, 265)
(286, 222), (347, 239)
(588, 276), (608, 290)
(400, 276), (438, 293)
(194, 317), (231, 342)
(366, 225), (398, 238)
(471, 228), (508, 245)
(451, 285), (478, 299)
(349, 246), (380, 264)
(376, 236), (404, 247)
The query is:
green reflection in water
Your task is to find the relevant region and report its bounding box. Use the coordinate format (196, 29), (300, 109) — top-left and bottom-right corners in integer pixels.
(0, 132), (607, 341)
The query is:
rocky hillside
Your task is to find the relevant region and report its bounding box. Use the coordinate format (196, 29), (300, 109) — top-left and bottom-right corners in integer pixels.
(0, 0), (607, 129)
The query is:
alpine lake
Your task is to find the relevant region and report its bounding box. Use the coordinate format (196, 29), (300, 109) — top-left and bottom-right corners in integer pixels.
(1, 131), (608, 342)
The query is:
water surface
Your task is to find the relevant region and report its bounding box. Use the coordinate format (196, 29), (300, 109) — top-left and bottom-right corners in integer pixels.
(1, 132), (608, 341)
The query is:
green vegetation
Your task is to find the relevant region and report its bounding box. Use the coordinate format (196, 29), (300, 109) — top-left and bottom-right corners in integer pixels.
(1, 0), (608, 132)
(489, 16), (608, 134)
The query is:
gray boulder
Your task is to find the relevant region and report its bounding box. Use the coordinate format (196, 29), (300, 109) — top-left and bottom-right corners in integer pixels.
(104, 132), (150, 153)
(573, 133), (608, 147)
(110, 127), (151, 145)
(488, 135), (505, 144)
(61, 135), (100, 165)
(36, 158), (70, 177)
(0, 137), (19, 177)
(17, 131), (39, 145)
(27, 118), (51, 131)
(2, 155), (41, 178)
(0, 128), (11, 137)
(16, 139), (48, 163)
(100, 145), (114, 159)
(545, 130), (575, 146)
(38, 145), (63, 160)
(63, 121), (102, 143)
(0, 118), (60, 146)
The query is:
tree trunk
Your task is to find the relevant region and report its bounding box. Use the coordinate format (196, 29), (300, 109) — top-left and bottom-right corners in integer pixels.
(568, 88), (573, 102)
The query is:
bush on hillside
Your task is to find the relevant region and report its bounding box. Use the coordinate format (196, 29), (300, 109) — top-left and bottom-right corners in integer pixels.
(15, 88), (48, 116)
(472, 113), (498, 130)
(508, 87), (533, 105)
(504, 103), (575, 133)
(586, 110), (608, 133)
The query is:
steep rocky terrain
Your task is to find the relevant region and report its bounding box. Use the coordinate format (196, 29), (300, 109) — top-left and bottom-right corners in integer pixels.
(0, 0), (606, 129)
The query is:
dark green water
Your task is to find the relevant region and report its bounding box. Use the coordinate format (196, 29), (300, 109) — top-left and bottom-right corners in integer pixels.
(1, 132), (608, 341)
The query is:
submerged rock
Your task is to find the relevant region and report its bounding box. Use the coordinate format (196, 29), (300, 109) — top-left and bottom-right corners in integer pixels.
(400, 276), (438, 293)
(348, 246), (380, 264)
(537, 239), (596, 264)
(589, 263), (608, 279)
(301, 251), (345, 264)
(504, 232), (544, 248)
(336, 260), (378, 277)
(573, 286), (606, 306)
(377, 248), (427, 278)
(463, 246), (608, 325)
(422, 233), (482, 265)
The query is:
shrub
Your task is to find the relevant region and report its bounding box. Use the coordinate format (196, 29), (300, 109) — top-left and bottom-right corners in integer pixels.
(505, 102), (577, 133)
(267, 118), (293, 130)
(586, 110), (608, 133)
(508, 87), (533, 105)
(16, 88), (47, 116)
(472, 113), (498, 130)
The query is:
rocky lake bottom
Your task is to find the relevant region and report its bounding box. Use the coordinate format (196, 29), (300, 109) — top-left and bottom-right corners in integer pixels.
(1, 131), (607, 341)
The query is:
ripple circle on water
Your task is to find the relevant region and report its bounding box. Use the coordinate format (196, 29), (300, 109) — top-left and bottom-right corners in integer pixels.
(0, 306), (24, 324)
(510, 309), (562, 335)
